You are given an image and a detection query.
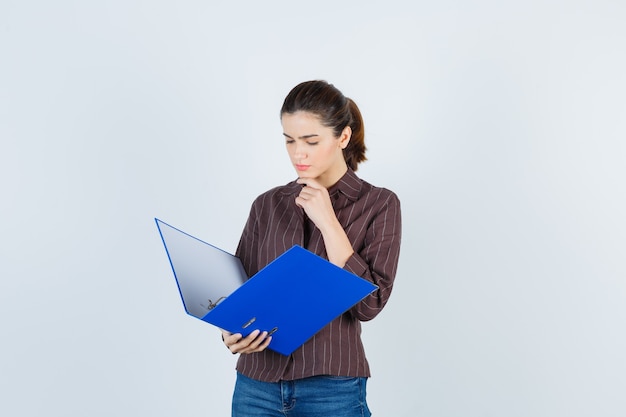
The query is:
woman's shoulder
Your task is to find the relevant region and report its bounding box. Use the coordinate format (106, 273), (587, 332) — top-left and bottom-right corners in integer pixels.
(258, 179), (300, 197)
(353, 173), (401, 206)
(362, 178), (398, 195)
(249, 179), (300, 208)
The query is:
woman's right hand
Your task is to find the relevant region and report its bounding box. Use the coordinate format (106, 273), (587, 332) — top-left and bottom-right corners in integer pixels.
(221, 329), (272, 354)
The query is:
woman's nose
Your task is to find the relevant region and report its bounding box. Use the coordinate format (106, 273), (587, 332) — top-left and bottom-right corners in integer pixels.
(293, 142), (307, 159)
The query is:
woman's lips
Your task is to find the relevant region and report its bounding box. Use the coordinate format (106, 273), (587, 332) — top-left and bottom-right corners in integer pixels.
(295, 164), (310, 171)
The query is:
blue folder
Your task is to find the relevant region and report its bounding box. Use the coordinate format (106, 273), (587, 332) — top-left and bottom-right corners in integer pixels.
(155, 218), (377, 356)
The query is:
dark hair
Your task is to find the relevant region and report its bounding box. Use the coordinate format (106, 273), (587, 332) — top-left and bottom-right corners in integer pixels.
(280, 80), (367, 171)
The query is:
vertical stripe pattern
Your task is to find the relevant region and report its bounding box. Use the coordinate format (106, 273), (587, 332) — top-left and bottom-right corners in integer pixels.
(235, 169), (402, 382)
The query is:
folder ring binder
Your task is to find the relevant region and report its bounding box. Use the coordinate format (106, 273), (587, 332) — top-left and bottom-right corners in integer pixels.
(202, 296), (227, 311)
(242, 317), (256, 328)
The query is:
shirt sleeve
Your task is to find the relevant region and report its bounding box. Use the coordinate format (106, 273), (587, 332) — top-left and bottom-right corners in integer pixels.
(343, 191), (402, 321)
(235, 198), (260, 278)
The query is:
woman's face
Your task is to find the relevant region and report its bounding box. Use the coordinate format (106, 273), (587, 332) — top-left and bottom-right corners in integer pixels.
(281, 111), (351, 188)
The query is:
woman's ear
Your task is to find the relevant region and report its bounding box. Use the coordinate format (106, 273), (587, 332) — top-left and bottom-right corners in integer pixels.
(339, 126), (352, 149)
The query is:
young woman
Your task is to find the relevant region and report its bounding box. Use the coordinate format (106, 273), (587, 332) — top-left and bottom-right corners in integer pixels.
(221, 80), (402, 417)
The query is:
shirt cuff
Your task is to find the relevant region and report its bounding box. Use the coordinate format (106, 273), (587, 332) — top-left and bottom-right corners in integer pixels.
(343, 252), (369, 278)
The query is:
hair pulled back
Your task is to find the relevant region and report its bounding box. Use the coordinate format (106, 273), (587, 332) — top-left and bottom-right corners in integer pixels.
(280, 80), (367, 171)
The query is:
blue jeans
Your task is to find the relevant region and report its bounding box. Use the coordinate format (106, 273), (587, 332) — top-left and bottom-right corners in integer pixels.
(232, 372), (372, 417)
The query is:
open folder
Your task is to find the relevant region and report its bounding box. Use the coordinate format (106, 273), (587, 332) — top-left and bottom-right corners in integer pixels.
(155, 218), (377, 356)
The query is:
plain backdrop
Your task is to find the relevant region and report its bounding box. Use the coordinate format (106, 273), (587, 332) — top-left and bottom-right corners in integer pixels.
(1, 1), (625, 416)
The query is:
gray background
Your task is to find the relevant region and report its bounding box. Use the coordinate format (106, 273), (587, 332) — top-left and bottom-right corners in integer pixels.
(1, 1), (625, 416)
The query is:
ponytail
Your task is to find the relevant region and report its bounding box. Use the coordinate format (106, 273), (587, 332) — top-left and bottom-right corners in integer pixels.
(343, 98), (367, 171)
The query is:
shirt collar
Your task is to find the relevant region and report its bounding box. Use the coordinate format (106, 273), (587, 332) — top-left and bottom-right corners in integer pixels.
(328, 169), (362, 201)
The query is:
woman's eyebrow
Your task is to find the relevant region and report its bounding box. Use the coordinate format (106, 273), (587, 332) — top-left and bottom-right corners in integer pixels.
(283, 133), (320, 140)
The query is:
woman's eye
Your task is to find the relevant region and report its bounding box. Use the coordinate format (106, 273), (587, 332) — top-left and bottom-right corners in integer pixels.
(286, 139), (295, 144)
(307, 141), (319, 146)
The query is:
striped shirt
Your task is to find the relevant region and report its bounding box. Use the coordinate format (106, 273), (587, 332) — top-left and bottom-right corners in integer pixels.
(235, 169), (402, 382)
